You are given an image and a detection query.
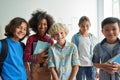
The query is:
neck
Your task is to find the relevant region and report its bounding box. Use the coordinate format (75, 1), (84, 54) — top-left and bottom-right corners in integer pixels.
(10, 37), (19, 42)
(37, 32), (46, 36)
(58, 40), (66, 48)
(81, 33), (89, 37)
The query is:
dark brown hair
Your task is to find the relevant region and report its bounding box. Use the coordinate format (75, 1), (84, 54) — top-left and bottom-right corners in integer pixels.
(5, 17), (29, 41)
(78, 16), (91, 26)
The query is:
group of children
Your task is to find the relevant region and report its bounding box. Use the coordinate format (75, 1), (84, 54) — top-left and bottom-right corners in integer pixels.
(0, 9), (120, 80)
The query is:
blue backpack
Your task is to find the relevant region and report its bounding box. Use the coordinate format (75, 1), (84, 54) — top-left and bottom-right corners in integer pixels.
(73, 32), (80, 47)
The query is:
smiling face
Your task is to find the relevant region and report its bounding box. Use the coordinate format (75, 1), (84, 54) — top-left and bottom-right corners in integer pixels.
(102, 23), (120, 44)
(12, 22), (27, 41)
(53, 29), (66, 47)
(37, 19), (48, 36)
(79, 20), (90, 36)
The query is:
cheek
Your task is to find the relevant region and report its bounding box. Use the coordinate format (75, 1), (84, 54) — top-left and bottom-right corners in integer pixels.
(23, 31), (27, 35)
(45, 26), (48, 30)
(52, 35), (57, 40)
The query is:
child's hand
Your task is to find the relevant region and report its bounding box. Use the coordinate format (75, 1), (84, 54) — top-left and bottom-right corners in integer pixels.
(112, 62), (120, 72)
(101, 62), (119, 74)
(36, 50), (48, 63)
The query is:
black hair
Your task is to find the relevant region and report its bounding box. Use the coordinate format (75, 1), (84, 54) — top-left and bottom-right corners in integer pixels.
(101, 17), (120, 29)
(29, 10), (55, 33)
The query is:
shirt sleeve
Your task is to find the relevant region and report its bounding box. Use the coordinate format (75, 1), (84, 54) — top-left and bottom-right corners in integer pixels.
(71, 44), (80, 66)
(92, 44), (100, 63)
(71, 36), (75, 44)
(48, 46), (55, 68)
(24, 37), (36, 62)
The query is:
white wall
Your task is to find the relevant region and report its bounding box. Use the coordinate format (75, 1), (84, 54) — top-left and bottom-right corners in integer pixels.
(0, 0), (97, 43)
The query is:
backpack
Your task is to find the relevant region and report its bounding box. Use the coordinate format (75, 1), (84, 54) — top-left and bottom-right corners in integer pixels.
(73, 32), (79, 47)
(0, 39), (25, 73)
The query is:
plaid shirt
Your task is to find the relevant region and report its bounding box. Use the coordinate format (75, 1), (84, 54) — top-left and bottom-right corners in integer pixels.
(24, 34), (54, 62)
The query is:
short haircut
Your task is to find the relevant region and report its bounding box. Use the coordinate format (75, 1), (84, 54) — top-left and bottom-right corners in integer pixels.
(101, 17), (120, 29)
(5, 17), (29, 41)
(48, 23), (69, 36)
(78, 16), (91, 26)
(29, 10), (55, 33)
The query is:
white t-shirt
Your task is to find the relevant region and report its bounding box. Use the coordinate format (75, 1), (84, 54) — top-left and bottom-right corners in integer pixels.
(78, 36), (93, 66)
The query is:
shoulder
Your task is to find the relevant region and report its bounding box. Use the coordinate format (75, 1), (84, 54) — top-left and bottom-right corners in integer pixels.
(49, 44), (57, 52)
(45, 34), (54, 44)
(68, 42), (75, 46)
(66, 42), (77, 48)
(28, 34), (36, 39)
(27, 34), (37, 42)
(45, 34), (53, 40)
(89, 33), (97, 41)
(94, 42), (101, 49)
(73, 32), (79, 37)
(89, 33), (96, 38)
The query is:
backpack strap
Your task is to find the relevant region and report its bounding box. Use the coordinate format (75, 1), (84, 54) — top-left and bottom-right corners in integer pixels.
(73, 32), (79, 47)
(0, 39), (8, 73)
(20, 42), (25, 50)
(73, 32), (93, 47)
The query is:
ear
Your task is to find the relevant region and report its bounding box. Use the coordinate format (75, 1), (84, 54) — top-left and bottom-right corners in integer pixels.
(101, 29), (104, 34)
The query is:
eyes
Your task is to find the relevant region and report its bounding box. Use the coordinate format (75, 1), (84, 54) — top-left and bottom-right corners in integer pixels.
(53, 32), (64, 36)
(104, 28), (117, 32)
(17, 25), (27, 31)
(39, 23), (47, 27)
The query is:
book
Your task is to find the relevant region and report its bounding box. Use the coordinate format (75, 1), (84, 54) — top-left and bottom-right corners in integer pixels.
(107, 53), (120, 76)
(108, 53), (120, 64)
(33, 40), (51, 54)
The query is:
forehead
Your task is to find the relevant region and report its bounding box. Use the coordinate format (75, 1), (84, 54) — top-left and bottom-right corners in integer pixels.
(80, 21), (90, 25)
(39, 18), (47, 23)
(103, 23), (119, 29)
(20, 22), (27, 27)
(54, 29), (65, 33)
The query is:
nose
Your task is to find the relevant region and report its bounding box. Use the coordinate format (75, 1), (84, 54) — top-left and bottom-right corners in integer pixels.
(58, 33), (61, 38)
(109, 30), (113, 34)
(20, 28), (26, 33)
(41, 24), (44, 28)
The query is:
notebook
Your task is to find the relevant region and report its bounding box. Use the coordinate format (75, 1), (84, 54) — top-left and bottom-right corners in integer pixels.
(107, 53), (120, 76)
(33, 40), (51, 54)
(108, 54), (120, 64)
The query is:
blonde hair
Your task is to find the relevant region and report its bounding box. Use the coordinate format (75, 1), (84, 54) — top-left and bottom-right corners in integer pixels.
(48, 23), (69, 36)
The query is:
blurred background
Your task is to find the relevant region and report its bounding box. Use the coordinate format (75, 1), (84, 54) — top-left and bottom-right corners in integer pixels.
(0, 0), (120, 43)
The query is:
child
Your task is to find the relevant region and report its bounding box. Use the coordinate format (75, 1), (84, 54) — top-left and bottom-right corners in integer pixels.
(92, 17), (120, 80)
(48, 23), (79, 80)
(71, 16), (97, 80)
(24, 10), (54, 80)
(0, 17), (29, 80)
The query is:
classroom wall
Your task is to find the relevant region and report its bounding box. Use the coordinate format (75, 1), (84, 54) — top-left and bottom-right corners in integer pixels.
(0, 0), (97, 43)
